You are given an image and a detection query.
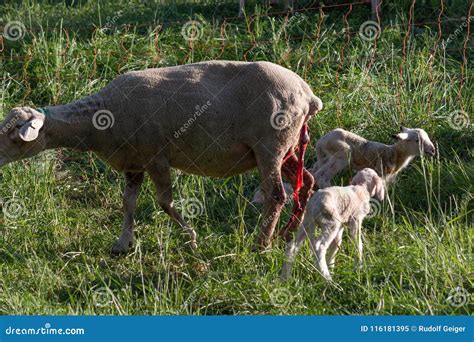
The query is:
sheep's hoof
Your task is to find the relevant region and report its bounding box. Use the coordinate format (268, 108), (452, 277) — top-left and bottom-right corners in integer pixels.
(323, 274), (333, 282)
(253, 239), (272, 252)
(111, 240), (131, 256)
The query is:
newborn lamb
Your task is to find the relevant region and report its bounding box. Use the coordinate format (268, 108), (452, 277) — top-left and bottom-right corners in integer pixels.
(281, 168), (384, 281)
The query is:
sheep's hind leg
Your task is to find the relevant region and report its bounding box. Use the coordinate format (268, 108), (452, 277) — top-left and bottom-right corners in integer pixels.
(309, 223), (340, 281)
(147, 163), (198, 249)
(326, 227), (344, 270)
(314, 156), (349, 188)
(112, 171), (144, 255)
(281, 220), (314, 279)
(254, 151), (287, 249)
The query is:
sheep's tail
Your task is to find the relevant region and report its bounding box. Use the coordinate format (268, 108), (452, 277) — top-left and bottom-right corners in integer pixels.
(309, 95), (323, 117)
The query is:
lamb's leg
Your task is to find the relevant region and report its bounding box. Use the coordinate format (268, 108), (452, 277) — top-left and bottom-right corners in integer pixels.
(309, 223), (340, 281)
(349, 219), (363, 270)
(147, 163), (197, 249)
(326, 227), (344, 269)
(314, 156), (349, 188)
(255, 156), (287, 249)
(281, 222), (313, 279)
(279, 153), (315, 239)
(111, 171), (144, 255)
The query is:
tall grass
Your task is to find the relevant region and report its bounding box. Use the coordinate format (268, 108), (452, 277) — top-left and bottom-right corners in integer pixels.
(0, 0), (472, 315)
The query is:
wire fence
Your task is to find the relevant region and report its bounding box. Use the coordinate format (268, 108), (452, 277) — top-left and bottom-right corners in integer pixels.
(0, 0), (472, 113)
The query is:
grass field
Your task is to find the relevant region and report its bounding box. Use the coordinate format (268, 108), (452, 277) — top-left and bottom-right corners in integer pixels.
(0, 0), (472, 315)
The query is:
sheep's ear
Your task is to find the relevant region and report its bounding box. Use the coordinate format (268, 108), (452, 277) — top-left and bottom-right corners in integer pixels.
(372, 176), (385, 201)
(400, 125), (408, 132)
(393, 132), (408, 140)
(18, 117), (44, 142)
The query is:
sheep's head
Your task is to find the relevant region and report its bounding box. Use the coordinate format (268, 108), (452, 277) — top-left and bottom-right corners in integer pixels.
(0, 107), (46, 167)
(351, 168), (385, 201)
(392, 126), (436, 156)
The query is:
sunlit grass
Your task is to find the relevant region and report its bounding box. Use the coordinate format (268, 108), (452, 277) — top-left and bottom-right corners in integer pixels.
(0, 0), (472, 315)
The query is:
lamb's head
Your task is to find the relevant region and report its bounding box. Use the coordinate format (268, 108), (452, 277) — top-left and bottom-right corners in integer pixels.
(351, 168), (385, 201)
(392, 126), (436, 157)
(0, 107), (46, 167)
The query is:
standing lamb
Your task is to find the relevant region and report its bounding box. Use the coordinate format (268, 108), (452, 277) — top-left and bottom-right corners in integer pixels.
(281, 168), (385, 281)
(0, 60), (322, 251)
(313, 126), (436, 188)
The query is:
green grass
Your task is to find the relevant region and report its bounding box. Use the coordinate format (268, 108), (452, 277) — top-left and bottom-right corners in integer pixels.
(0, 0), (472, 315)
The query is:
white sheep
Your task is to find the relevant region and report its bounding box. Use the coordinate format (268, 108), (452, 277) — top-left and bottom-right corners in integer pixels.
(281, 168), (384, 281)
(314, 126), (436, 188)
(0, 60), (322, 252)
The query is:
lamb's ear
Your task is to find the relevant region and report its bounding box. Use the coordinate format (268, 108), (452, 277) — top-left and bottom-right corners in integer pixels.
(393, 132), (408, 140)
(18, 117), (45, 142)
(372, 176), (385, 201)
(400, 125), (408, 132)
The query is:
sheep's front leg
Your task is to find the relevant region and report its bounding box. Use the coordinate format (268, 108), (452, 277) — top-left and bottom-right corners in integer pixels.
(147, 163), (197, 249)
(111, 171), (144, 255)
(349, 219), (363, 270)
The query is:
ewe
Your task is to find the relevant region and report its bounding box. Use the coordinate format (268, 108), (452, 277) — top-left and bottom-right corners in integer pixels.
(281, 168), (385, 281)
(0, 60), (322, 251)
